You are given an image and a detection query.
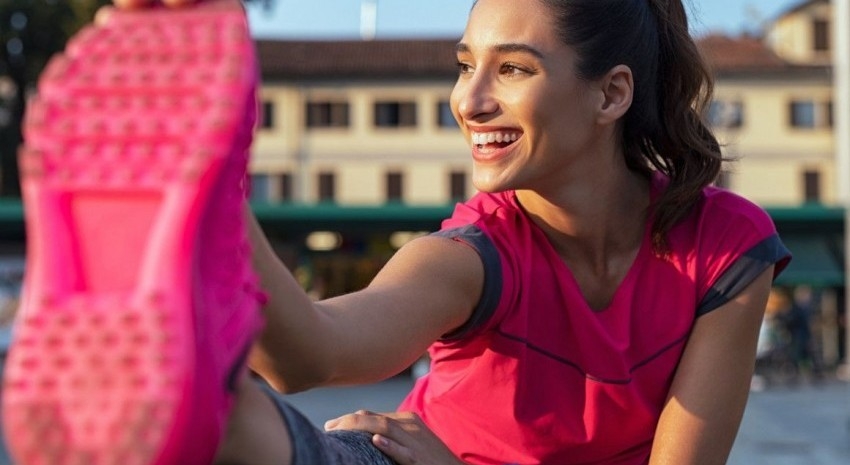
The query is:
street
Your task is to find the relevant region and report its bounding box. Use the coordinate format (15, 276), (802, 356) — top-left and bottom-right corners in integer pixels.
(283, 375), (850, 465)
(0, 374), (846, 463)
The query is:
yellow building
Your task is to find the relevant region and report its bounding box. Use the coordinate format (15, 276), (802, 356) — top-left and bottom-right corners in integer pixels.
(251, 39), (467, 206)
(703, 0), (837, 206)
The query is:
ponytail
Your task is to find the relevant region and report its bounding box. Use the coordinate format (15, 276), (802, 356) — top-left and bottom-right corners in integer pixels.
(644, 0), (723, 251)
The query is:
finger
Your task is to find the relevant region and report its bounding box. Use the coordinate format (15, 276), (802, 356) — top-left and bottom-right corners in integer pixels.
(162, 0), (200, 7)
(324, 411), (390, 433)
(113, 0), (156, 9)
(379, 411), (421, 423)
(94, 6), (116, 25)
(372, 434), (417, 465)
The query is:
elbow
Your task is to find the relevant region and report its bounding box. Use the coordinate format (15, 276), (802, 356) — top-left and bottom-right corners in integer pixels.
(261, 366), (329, 395)
(248, 347), (333, 394)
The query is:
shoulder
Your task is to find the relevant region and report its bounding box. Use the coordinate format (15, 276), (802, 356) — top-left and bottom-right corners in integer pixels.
(440, 191), (520, 230)
(672, 186), (791, 315)
(663, 180), (779, 253)
(650, 171), (774, 238)
(698, 186), (778, 237)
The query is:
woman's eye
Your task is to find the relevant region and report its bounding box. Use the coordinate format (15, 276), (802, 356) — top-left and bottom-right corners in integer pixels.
(456, 62), (473, 75)
(501, 64), (527, 76)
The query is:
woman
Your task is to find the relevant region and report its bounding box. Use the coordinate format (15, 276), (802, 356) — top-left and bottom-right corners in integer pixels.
(34, 0), (796, 464)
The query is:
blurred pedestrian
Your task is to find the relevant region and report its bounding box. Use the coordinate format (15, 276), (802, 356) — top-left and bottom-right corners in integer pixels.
(782, 286), (824, 380)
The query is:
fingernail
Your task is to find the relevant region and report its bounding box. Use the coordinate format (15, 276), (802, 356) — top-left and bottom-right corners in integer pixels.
(324, 418), (339, 430)
(375, 435), (390, 447)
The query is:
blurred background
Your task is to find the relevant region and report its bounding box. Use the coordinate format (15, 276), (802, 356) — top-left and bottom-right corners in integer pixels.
(0, 0), (848, 464)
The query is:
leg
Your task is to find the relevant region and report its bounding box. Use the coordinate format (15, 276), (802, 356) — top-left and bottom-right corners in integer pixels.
(214, 376), (293, 465)
(215, 376), (398, 465)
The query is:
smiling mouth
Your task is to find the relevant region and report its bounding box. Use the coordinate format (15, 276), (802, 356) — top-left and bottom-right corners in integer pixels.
(471, 131), (520, 150)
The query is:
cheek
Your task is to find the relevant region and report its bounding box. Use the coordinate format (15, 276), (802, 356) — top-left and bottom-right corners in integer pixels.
(449, 86), (464, 123)
(449, 92), (470, 142)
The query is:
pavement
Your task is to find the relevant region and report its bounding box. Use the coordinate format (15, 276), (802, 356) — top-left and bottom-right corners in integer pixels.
(0, 372), (846, 464)
(283, 375), (850, 465)
(728, 378), (850, 464)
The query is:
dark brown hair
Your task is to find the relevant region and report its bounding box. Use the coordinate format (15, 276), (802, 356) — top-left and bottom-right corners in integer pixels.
(541, 0), (723, 251)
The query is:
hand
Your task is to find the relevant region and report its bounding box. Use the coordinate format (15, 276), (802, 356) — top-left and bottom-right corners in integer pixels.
(113, 0), (199, 8)
(325, 410), (465, 465)
(98, 0), (213, 24)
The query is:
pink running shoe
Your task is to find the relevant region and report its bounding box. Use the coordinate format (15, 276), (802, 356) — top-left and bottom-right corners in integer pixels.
(2, 2), (265, 465)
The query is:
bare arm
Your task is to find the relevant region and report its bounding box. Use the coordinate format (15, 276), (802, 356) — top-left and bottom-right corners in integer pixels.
(649, 267), (774, 464)
(246, 209), (484, 393)
(113, 0), (198, 8)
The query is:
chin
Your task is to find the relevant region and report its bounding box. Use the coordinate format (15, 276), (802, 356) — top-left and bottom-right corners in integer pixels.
(471, 180), (510, 195)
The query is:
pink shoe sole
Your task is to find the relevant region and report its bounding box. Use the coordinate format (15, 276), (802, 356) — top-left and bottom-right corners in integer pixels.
(2, 3), (264, 465)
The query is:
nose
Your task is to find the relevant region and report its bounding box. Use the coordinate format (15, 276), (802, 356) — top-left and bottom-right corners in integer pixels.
(452, 72), (499, 122)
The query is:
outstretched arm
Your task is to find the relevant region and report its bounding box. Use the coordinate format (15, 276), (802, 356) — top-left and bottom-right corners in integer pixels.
(649, 267), (774, 464)
(245, 208), (484, 393)
(114, 0), (198, 8)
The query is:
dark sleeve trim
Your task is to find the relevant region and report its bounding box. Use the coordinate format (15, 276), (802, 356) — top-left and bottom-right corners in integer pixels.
(697, 234), (792, 317)
(432, 225), (503, 341)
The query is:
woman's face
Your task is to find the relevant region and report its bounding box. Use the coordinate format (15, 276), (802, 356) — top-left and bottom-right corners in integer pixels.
(451, 0), (603, 194)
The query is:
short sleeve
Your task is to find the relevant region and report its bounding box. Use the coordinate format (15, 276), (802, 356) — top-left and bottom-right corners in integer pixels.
(433, 225), (503, 341)
(695, 191), (792, 316)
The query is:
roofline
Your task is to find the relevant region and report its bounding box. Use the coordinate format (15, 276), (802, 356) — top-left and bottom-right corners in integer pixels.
(775, 0), (830, 21)
(713, 66), (832, 80)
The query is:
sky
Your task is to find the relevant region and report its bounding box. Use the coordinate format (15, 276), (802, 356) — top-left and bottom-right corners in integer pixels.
(245, 0), (806, 40)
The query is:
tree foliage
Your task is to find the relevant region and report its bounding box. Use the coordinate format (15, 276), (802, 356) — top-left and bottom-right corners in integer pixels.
(0, 0), (274, 197)
(0, 0), (112, 195)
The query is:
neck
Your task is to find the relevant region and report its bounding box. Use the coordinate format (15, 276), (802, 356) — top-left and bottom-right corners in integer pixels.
(515, 167), (650, 272)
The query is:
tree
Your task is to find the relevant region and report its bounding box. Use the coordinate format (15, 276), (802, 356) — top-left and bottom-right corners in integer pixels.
(0, 0), (112, 196)
(0, 0), (274, 197)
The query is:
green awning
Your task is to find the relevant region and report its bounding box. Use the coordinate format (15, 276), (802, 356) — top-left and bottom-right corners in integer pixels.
(775, 234), (845, 287)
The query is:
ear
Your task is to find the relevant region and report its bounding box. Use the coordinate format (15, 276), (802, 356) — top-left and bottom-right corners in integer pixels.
(596, 64), (634, 125)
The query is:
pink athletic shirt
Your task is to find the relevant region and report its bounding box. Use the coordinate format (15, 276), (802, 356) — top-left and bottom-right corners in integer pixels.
(399, 173), (791, 465)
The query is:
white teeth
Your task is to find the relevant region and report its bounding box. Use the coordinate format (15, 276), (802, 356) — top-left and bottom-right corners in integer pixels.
(472, 131), (519, 145)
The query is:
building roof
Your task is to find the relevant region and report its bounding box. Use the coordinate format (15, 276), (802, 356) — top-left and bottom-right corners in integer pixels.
(776, 0), (829, 20)
(256, 35), (830, 83)
(696, 34), (830, 79)
(698, 34), (787, 71)
(256, 39), (459, 81)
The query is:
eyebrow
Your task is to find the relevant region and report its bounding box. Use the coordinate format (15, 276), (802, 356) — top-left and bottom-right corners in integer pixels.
(455, 42), (545, 60)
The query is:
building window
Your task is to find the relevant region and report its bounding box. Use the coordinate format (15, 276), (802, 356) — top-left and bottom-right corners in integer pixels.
(318, 172), (336, 202)
(804, 170), (821, 203)
(306, 102), (350, 128)
(374, 101), (417, 128)
(250, 174), (271, 202)
(450, 171), (467, 201)
(261, 101), (275, 129)
(279, 172), (293, 202)
(386, 171), (403, 202)
(790, 101), (816, 127)
(707, 100), (744, 129)
(789, 100), (831, 129)
(437, 101), (458, 128)
(813, 19), (830, 52)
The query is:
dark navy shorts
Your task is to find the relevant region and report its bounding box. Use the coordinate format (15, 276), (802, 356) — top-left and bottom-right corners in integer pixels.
(259, 382), (398, 465)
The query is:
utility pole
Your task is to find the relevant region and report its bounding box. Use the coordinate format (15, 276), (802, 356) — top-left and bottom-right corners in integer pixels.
(834, 0), (850, 378)
(361, 0), (378, 40)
